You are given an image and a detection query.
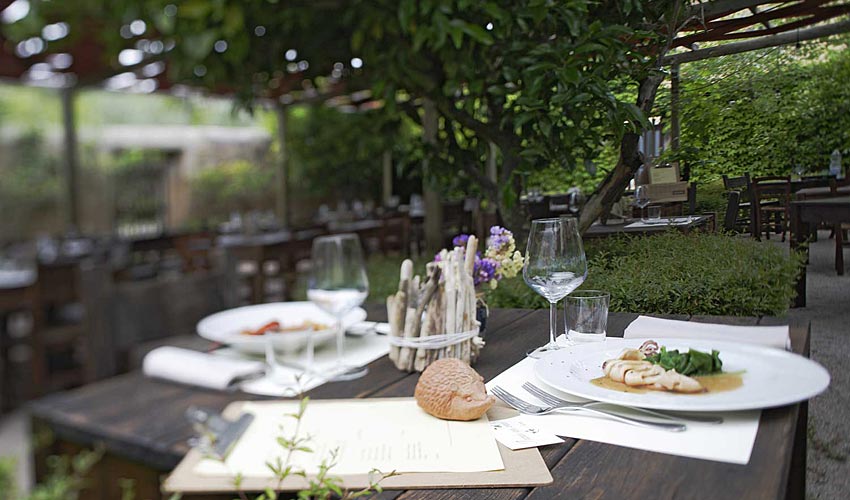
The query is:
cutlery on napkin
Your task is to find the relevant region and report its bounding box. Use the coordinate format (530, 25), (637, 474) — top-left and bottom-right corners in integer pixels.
(143, 347), (265, 390)
(346, 321), (391, 336)
(624, 316), (790, 349)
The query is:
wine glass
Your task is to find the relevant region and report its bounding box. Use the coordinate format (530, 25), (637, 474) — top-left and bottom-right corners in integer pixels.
(307, 233), (370, 381)
(523, 218), (588, 358)
(634, 185), (651, 221)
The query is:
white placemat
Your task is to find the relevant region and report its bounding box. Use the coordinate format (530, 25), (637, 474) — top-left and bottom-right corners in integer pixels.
(486, 338), (761, 464)
(625, 316), (790, 350)
(625, 216), (698, 229)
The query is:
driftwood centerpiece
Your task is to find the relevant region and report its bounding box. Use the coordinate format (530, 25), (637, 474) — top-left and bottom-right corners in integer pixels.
(387, 236), (484, 372)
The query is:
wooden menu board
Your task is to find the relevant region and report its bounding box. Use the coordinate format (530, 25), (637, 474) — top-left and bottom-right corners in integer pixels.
(163, 400), (553, 494)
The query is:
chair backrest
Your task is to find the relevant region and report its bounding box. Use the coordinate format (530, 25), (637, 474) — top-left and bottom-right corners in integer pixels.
(723, 190), (741, 232)
(752, 175), (791, 205)
(722, 173), (751, 191)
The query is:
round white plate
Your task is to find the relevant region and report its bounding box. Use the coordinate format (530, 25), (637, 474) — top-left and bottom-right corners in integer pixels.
(533, 338), (830, 411)
(197, 302), (367, 354)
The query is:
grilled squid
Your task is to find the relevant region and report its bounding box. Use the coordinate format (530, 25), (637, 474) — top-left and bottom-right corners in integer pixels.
(602, 346), (704, 393)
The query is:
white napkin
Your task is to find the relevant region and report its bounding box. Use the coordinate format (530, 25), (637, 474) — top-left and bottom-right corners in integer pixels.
(143, 347), (264, 390)
(486, 351), (761, 464)
(625, 315), (790, 350)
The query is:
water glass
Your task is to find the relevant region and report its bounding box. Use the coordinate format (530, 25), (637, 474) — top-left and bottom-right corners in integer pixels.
(647, 205), (661, 221)
(307, 233), (369, 381)
(564, 291), (610, 343)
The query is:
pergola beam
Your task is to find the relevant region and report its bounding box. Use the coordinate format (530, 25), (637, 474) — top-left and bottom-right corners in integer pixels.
(685, 0), (775, 22)
(663, 17), (850, 65)
(676, 1), (849, 46)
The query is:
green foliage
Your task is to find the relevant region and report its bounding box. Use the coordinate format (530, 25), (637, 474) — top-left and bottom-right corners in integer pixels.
(582, 232), (802, 317)
(656, 38), (850, 182)
(189, 160), (276, 223)
(350, 0), (680, 221)
(0, 130), (62, 209)
(286, 106), (421, 201)
(694, 180), (728, 215)
(0, 457), (16, 499)
(367, 232), (802, 317)
(0, 448), (103, 500)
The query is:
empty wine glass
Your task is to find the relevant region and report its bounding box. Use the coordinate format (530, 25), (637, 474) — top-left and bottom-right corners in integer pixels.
(634, 185), (651, 221)
(523, 218), (588, 358)
(307, 233), (370, 381)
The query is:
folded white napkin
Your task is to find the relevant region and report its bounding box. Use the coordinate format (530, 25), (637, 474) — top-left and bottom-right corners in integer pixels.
(143, 347), (264, 390)
(624, 316), (790, 350)
(487, 349), (761, 464)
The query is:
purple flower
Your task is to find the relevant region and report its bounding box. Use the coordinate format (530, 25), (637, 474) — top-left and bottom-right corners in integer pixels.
(473, 257), (500, 286)
(488, 226), (512, 252)
(452, 234), (471, 248)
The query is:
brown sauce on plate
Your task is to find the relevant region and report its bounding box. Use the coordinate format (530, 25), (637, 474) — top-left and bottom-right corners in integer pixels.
(591, 372), (743, 395)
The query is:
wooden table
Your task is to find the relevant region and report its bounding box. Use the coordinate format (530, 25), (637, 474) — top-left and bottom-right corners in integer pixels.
(795, 185), (850, 200)
(791, 195), (850, 306)
(584, 215), (714, 238)
(29, 306), (810, 500)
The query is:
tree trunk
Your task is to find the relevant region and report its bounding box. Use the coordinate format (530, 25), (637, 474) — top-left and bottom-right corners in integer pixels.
(578, 72), (666, 233)
(494, 153), (527, 236)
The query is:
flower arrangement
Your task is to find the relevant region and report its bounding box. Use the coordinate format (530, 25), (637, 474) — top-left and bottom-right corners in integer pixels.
(438, 226), (524, 291)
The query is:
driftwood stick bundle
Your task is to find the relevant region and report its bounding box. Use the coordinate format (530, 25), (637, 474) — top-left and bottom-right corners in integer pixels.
(387, 236), (484, 372)
(388, 259), (413, 364)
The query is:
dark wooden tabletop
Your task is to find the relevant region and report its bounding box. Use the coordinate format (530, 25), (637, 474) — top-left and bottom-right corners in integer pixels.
(29, 306), (810, 500)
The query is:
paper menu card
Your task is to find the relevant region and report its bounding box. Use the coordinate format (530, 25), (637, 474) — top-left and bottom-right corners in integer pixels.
(194, 399), (505, 477)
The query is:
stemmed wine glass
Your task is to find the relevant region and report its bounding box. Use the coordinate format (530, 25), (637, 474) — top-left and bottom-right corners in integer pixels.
(523, 218), (588, 358)
(307, 233), (370, 381)
(634, 185), (651, 222)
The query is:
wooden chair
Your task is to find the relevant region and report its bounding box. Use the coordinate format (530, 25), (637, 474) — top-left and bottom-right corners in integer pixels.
(829, 178), (850, 275)
(722, 173), (756, 235)
(723, 190), (742, 233)
(751, 176), (791, 241)
(32, 262), (91, 395)
(0, 282), (41, 412)
(380, 215), (411, 256)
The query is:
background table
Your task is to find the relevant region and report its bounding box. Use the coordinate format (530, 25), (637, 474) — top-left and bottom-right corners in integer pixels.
(791, 196), (850, 306)
(584, 215), (714, 238)
(28, 306), (809, 500)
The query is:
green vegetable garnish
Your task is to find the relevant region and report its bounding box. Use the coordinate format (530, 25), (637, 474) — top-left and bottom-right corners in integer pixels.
(645, 346), (723, 376)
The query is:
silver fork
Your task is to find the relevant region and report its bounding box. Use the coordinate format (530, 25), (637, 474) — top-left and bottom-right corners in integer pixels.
(491, 386), (686, 432)
(522, 382), (724, 425)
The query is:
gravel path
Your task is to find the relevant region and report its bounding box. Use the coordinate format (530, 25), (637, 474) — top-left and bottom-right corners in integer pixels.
(790, 231), (850, 499)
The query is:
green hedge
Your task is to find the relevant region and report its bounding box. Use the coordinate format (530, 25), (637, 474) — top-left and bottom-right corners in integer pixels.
(580, 232), (802, 317)
(367, 232), (803, 317)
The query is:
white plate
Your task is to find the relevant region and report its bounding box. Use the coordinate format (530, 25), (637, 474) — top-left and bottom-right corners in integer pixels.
(197, 302), (367, 354)
(533, 338), (830, 411)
